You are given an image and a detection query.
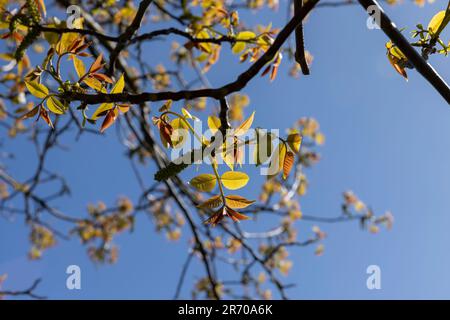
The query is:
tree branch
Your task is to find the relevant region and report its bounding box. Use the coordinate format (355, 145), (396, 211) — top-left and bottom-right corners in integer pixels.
(108, 0), (153, 74)
(294, 0), (310, 75)
(62, 0), (321, 104)
(358, 0), (450, 104)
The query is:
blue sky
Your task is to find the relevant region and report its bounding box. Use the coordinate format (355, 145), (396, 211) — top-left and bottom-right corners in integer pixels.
(2, 0), (450, 299)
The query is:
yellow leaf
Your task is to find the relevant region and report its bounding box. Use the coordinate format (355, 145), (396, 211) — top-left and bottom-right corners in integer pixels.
(221, 171), (249, 190)
(46, 96), (65, 115)
(181, 108), (195, 119)
(428, 10), (447, 35)
(83, 77), (106, 93)
(190, 174), (217, 192)
(286, 133), (302, 153)
(73, 56), (86, 78)
(268, 142), (286, 177)
(232, 41), (246, 54)
(170, 118), (189, 148)
(225, 195), (255, 209)
(207, 115), (221, 134)
(159, 100), (172, 112)
(232, 31), (256, 54)
(25, 80), (49, 99)
(91, 103), (114, 120)
(235, 111), (255, 136)
(111, 74), (125, 94)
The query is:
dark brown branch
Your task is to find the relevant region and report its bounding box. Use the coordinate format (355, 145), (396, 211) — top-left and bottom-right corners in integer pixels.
(62, 0), (321, 104)
(294, 0), (310, 75)
(0, 279), (46, 300)
(218, 98), (231, 137)
(358, 0), (450, 104)
(108, 0), (153, 74)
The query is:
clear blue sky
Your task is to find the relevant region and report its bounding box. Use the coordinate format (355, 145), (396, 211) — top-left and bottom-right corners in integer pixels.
(2, 0), (450, 299)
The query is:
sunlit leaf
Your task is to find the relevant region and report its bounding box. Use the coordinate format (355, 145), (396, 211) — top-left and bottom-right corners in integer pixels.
(92, 103), (113, 120)
(235, 111), (255, 136)
(100, 108), (117, 133)
(286, 133), (302, 153)
(40, 107), (53, 128)
(46, 96), (65, 115)
(221, 171), (249, 190)
(197, 195), (223, 209)
(207, 115), (221, 134)
(88, 53), (104, 74)
(225, 195), (255, 209)
(25, 80), (49, 99)
(73, 56), (86, 78)
(190, 174), (217, 192)
(282, 151), (295, 180)
(83, 77), (107, 93)
(111, 74), (125, 94)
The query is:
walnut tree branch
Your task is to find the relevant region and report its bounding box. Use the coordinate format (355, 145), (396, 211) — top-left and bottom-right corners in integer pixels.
(358, 0), (450, 104)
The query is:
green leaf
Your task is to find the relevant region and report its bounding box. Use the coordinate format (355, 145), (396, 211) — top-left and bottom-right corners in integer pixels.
(190, 174), (217, 192)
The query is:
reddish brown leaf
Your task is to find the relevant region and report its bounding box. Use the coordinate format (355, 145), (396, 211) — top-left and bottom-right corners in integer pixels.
(270, 64), (279, 81)
(91, 73), (113, 83)
(100, 108), (117, 133)
(204, 207), (226, 227)
(39, 108), (53, 128)
(282, 151), (295, 179)
(20, 106), (40, 120)
(89, 53), (104, 74)
(225, 207), (250, 222)
(261, 64), (271, 77)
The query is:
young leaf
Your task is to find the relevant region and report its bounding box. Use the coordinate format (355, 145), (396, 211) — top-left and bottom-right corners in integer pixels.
(221, 171), (249, 190)
(428, 10), (450, 37)
(207, 115), (221, 134)
(204, 207), (226, 226)
(88, 53), (104, 74)
(111, 74), (125, 93)
(92, 103), (114, 120)
(225, 195), (255, 209)
(282, 151), (295, 180)
(46, 96), (65, 115)
(268, 142), (287, 177)
(170, 118), (189, 148)
(235, 111), (255, 136)
(100, 108), (117, 133)
(40, 107), (53, 128)
(83, 77), (107, 93)
(197, 195), (223, 209)
(25, 80), (49, 99)
(20, 105), (40, 120)
(232, 31), (256, 54)
(286, 133), (302, 153)
(387, 53), (408, 80)
(225, 207), (250, 222)
(73, 56), (86, 78)
(190, 174), (217, 192)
